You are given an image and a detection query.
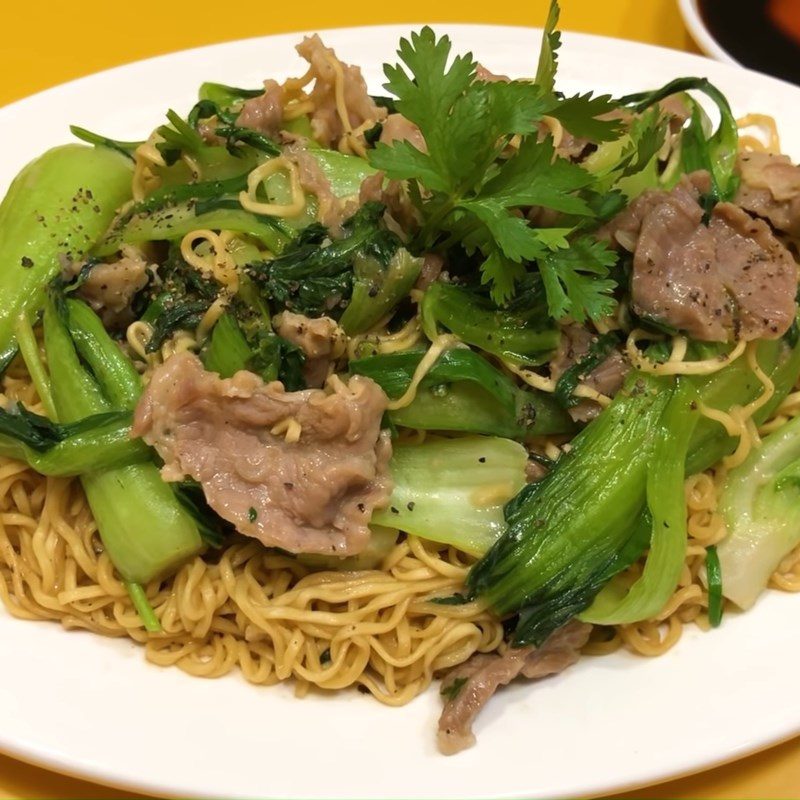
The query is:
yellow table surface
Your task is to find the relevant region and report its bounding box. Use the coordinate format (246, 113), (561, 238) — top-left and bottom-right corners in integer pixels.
(0, 0), (798, 797)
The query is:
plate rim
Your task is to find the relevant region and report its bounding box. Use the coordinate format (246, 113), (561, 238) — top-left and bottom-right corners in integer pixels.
(1, 22), (799, 800)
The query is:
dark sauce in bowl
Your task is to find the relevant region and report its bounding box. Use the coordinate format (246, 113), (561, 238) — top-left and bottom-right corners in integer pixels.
(699, 0), (800, 84)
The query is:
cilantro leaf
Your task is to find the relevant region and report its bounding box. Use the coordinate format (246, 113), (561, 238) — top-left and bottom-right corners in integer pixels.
(460, 200), (548, 261)
(480, 249), (528, 305)
(370, 139), (450, 191)
(370, 14), (619, 315)
(382, 27), (476, 192)
(546, 92), (623, 141)
(477, 81), (550, 136)
(535, 0), (561, 95)
(479, 136), (595, 214)
(622, 109), (669, 178)
(540, 236), (618, 322)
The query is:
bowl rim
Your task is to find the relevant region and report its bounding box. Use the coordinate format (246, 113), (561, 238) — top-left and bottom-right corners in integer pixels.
(677, 0), (741, 65)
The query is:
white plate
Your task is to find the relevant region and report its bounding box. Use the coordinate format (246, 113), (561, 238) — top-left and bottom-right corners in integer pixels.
(677, 0), (740, 65)
(1, 24), (800, 800)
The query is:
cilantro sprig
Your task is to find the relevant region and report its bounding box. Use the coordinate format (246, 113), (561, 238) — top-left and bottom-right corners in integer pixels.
(368, 1), (624, 318)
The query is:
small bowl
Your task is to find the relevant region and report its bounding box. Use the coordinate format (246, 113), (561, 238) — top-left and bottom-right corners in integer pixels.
(677, 0), (741, 65)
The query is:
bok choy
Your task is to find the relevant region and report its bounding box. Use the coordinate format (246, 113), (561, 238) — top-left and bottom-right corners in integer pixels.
(42, 296), (203, 627)
(372, 436), (528, 555)
(717, 413), (800, 610)
(351, 346), (573, 438)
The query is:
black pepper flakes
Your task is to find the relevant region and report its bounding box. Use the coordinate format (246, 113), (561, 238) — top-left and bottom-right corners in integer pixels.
(20, 256), (33, 269)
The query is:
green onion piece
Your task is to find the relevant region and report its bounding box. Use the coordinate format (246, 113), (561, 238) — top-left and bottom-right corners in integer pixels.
(69, 125), (142, 160)
(125, 581), (162, 633)
(706, 545), (724, 628)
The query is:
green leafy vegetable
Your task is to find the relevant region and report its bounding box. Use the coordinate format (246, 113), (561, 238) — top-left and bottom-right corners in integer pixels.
(581, 379), (698, 624)
(717, 413), (800, 610)
(440, 676), (468, 701)
(619, 77), (739, 203)
(351, 346), (573, 438)
(369, 10), (624, 308)
(67, 299), (143, 407)
(687, 336), (800, 474)
(582, 107), (667, 198)
(340, 248), (422, 335)
(14, 313), (56, 420)
(546, 93), (622, 142)
(420, 282), (559, 365)
(534, 0), (561, 94)
(705, 545), (723, 628)
(95, 200), (291, 258)
(0, 404), (127, 453)
(539, 236), (618, 324)
(0, 413), (146, 476)
(174, 481), (229, 548)
(248, 202), (400, 316)
(308, 149), (379, 198)
(470, 327), (800, 644)
(198, 82), (264, 107)
(125, 582), (161, 633)
(368, 27), (581, 304)
(42, 295), (203, 589)
(373, 435), (528, 555)
(0, 144), (133, 364)
(202, 313), (253, 378)
(469, 373), (672, 646)
(554, 332), (620, 408)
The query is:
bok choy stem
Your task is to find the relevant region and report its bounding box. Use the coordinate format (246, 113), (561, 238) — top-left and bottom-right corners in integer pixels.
(581, 379), (699, 624)
(14, 314), (56, 419)
(42, 296), (203, 628)
(468, 373), (672, 645)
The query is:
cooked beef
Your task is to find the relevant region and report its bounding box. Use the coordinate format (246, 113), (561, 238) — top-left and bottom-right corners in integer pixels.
(64, 245), (150, 328)
(274, 311), (345, 388)
(711, 202), (797, 338)
(599, 172), (711, 252)
(296, 35), (387, 148)
(527, 205), (563, 228)
(598, 188), (667, 252)
(549, 325), (629, 422)
(132, 352), (392, 556)
(586, 350), (629, 397)
(475, 64), (510, 83)
(378, 113), (427, 152)
(284, 141), (355, 235)
(524, 458), (549, 482)
(415, 253), (444, 291)
(658, 94), (691, 134)
(437, 621), (592, 755)
(358, 171), (421, 235)
(735, 151), (800, 237)
(602, 173), (797, 341)
(236, 79), (285, 137)
(556, 127), (591, 161)
(629, 177), (730, 340)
